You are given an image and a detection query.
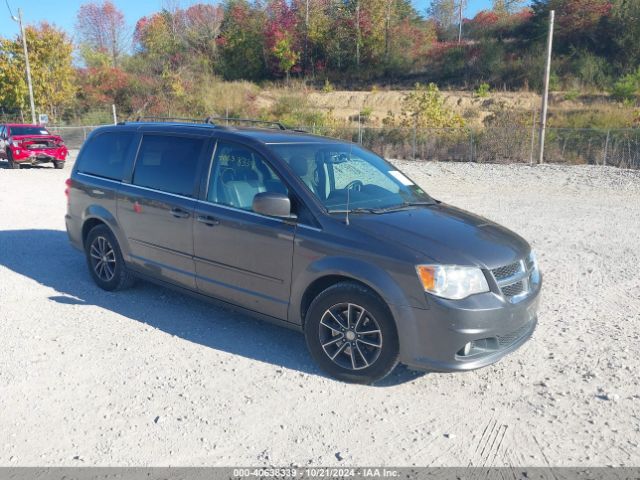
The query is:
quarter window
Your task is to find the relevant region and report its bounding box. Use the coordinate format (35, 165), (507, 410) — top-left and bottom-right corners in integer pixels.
(76, 131), (135, 181)
(207, 142), (287, 211)
(132, 135), (206, 197)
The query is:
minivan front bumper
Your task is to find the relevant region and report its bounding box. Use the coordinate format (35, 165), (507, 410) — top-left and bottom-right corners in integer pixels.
(395, 280), (541, 372)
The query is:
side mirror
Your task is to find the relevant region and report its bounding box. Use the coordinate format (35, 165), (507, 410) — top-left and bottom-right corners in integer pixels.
(252, 192), (294, 218)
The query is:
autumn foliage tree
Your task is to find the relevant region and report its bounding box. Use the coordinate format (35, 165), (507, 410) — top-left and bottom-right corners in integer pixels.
(0, 23), (74, 118)
(76, 0), (128, 67)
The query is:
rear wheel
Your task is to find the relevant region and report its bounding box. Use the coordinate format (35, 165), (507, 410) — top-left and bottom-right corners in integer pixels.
(7, 151), (21, 169)
(85, 224), (134, 291)
(53, 160), (65, 169)
(304, 282), (399, 384)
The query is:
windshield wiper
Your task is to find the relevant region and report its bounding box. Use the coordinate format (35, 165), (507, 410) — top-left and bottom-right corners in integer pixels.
(328, 207), (378, 214)
(371, 201), (437, 213)
(329, 201), (436, 215)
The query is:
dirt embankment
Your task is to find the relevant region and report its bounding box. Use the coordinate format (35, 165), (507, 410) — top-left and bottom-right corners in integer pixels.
(257, 88), (624, 128)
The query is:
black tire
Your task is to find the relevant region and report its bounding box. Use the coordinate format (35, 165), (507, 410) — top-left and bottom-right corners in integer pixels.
(53, 160), (65, 169)
(304, 281), (399, 384)
(7, 151), (21, 169)
(85, 224), (134, 291)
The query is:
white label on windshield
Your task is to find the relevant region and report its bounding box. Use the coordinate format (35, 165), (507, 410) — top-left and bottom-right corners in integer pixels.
(389, 170), (414, 186)
(40, 130), (48, 134)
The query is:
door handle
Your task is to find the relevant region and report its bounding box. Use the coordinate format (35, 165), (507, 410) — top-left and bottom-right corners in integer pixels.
(170, 207), (191, 219)
(196, 214), (219, 226)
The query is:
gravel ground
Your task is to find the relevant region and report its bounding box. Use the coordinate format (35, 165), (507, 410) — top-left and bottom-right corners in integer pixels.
(1, 153), (639, 466)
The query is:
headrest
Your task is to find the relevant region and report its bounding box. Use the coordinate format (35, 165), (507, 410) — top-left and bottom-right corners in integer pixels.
(289, 156), (309, 177)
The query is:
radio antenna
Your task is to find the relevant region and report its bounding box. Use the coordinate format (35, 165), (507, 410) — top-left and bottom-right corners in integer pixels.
(345, 186), (350, 226)
(345, 143), (353, 226)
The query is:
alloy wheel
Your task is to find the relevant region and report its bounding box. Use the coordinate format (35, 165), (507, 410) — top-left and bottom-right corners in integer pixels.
(89, 236), (117, 282)
(318, 303), (383, 370)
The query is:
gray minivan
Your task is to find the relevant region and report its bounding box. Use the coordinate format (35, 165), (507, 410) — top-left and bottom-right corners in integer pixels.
(65, 119), (541, 384)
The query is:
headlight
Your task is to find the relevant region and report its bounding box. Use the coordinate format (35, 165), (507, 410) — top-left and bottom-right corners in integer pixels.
(415, 264), (489, 300)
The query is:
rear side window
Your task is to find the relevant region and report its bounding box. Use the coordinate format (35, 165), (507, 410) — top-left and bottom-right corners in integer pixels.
(77, 132), (135, 181)
(132, 135), (206, 197)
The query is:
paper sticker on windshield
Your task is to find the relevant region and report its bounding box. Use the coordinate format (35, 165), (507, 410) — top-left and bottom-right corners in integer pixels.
(389, 170), (414, 186)
(40, 130), (48, 134)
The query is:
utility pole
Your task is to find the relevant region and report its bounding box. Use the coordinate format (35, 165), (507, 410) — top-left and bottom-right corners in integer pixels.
(538, 10), (555, 165)
(355, 0), (361, 67)
(304, 0), (309, 76)
(12, 8), (37, 125)
(458, 0), (463, 43)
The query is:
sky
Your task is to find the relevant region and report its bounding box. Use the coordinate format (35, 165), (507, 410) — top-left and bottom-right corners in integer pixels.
(0, 0), (516, 40)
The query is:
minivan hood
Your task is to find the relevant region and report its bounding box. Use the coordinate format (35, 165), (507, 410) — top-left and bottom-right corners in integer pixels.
(348, 203), (530, 269)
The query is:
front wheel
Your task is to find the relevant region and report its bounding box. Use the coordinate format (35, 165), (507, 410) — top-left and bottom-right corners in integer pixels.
(304, 282), (399, 384)
(85, 224), (134, 291)
(7, 151), (21, 169)
(53, 160), (65, 169)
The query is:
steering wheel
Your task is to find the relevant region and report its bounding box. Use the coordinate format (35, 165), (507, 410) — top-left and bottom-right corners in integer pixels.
(345, 180), (364, 192)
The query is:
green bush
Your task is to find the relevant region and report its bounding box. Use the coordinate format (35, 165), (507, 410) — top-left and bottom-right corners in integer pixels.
(573, 51), (610, 89)
(475, 83), (491, 98)
(267, 93), (332, 128)
(386, 83), (465, 129)
(564, 88), (580, 101)
(612, 68), (640, 105)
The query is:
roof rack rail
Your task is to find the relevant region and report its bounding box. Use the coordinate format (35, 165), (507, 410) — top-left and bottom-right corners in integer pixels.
(205, 116), (287, 131)
(132, 116), (211, 124)
(121, 115), (295, 132)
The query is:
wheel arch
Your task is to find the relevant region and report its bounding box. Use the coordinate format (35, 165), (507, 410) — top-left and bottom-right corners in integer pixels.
(291, 256), (411, 327)
(80, 206), (130, 259)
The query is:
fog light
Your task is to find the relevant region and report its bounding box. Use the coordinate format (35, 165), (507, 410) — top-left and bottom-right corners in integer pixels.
(462, 342), (472, 356)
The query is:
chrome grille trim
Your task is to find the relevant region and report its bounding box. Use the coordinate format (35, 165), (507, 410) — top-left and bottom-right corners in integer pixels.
(491, 258), (534, 302)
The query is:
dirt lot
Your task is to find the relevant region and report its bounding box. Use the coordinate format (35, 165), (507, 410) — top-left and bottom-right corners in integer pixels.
(1, 154), (639, 466)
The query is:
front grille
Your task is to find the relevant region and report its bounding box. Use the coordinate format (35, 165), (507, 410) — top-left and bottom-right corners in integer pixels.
(492, 261), (521, 281)
(502, 281), (525, 297)
(497, 322), (532, 347)
(491, 258), (534, 301)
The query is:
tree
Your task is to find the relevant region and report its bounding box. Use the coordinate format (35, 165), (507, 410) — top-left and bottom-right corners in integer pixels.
(217, 0), (268, 81)
(265, 0), (301, 80)
(529, 0), (612, 51)
(492, 0), (526, 15)
(0, 23), (75, 118)
(428, 0), (456, 28)
(181, 4), (223, 72)
(76, 0), (128, 67)
(610, 0), (640, 70)
(428, 0), (466, 40)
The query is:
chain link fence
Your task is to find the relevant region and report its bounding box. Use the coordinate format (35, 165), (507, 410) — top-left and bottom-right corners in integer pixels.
(46, 125), (104, 149)
(304, 126), (640, 169)
(5, 119), (639, 169)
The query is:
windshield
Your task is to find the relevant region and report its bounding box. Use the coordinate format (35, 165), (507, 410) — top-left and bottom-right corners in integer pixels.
(270, 143), (433, 213)
(10, 126), (50, 136)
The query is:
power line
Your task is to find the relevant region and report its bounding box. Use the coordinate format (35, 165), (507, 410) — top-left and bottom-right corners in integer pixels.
(5, 0), (15, 19)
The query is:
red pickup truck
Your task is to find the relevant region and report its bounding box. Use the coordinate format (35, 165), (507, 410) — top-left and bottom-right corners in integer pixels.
(0, 123), (68, 169)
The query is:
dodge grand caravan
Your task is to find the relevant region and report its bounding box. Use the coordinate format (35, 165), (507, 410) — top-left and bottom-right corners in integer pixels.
(65, 118), (541, 384)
